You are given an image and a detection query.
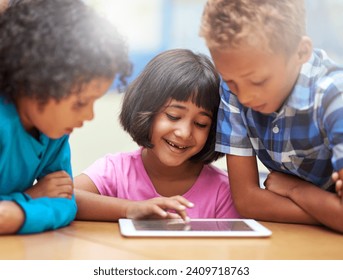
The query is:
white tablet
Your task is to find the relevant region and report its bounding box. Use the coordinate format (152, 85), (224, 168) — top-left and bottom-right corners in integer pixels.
(118, 218), (272, 237)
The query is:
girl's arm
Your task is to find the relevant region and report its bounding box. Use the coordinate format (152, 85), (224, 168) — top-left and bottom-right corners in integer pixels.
(266, 169), (343, 233)
(227, 154), (319, 224)
(74, 174), (193, 221)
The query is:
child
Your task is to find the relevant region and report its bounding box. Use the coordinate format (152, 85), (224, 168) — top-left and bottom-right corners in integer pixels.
(74, 49), (240, 221)
(200, 0), (343, 232)
(0, 0), (131, 234)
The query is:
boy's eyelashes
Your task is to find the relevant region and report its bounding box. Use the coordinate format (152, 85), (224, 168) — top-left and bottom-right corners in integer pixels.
(225, 78), (267, 88)
(250, 79), (267, 86)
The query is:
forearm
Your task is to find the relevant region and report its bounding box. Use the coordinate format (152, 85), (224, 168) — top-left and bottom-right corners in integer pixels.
(18, 195), (77, 234)
(234, 185), (319, 224)
(75, 189), (131, 221)
(226, 155), (319, 224)
(288, 182), (343, 233)
(0, 192), (76, 234)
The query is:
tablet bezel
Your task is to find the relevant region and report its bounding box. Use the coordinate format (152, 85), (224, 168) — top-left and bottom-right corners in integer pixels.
(118, 218), (272, 237)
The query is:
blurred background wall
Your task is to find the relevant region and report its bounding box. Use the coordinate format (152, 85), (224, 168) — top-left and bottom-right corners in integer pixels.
(70, 0), (343, 176)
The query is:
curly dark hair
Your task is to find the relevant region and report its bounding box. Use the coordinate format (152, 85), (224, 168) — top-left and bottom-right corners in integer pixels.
(120, 49), (224, 164)
(0, 0), (132, 104)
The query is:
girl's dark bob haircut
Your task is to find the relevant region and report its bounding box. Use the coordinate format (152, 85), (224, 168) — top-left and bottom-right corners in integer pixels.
(0, 0), (131, 104)
(120, 48), (223, 164)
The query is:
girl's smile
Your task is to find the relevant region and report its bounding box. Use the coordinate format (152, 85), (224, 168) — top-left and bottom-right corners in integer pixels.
(164, 139), (190, 150)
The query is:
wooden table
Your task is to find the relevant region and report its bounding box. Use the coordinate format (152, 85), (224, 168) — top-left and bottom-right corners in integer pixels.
(1, 220), (343, 260)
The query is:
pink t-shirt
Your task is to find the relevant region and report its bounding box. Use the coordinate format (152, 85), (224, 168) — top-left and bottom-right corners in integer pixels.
(83, 149), (240, 218)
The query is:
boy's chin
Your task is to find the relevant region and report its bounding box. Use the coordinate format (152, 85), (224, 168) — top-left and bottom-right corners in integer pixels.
(45, 130), (71, 139)
(251, 106), (278, 115)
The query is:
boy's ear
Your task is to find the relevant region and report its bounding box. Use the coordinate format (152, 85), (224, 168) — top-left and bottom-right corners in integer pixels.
(296, 36), (313, 63)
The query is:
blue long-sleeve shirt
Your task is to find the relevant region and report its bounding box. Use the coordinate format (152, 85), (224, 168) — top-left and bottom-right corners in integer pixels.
(0, 97), (77, 234)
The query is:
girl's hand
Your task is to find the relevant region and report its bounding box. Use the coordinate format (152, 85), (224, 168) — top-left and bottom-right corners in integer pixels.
(125, 196), (194, 222)
(332, 172), (342, 197)
(25, 171), (74, 199)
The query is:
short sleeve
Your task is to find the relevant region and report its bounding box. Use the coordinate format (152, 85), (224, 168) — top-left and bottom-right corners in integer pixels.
(83, 154), (118, 197)
(216, 81), (255, 156)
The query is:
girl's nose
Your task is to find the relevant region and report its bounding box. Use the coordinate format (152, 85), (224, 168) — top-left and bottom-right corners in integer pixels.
(174, 122), (192, 139)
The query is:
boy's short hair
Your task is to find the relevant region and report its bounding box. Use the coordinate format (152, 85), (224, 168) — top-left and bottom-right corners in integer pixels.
(120, 49), (223, 164)
(200, 0), (306, 55)
(0, 0), (131, 104)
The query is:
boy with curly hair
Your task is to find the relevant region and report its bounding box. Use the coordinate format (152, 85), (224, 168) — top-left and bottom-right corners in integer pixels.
(0, 0), (131, 234)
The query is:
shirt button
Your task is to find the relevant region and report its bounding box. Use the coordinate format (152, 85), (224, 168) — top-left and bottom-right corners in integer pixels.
(272, 125), (279, 134)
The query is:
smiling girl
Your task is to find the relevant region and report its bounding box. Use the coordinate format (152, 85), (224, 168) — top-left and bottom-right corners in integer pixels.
(74, 49), (239, 221)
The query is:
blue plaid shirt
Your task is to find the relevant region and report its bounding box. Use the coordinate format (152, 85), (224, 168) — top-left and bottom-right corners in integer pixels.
(216, 49), (343, 189)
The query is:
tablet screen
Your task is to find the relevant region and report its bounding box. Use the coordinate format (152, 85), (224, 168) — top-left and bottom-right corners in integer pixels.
(132, 219), (253, 231)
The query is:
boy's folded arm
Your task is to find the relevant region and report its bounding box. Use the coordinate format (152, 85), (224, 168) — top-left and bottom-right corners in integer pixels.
(283, 168), (343, 233)
(16, 194), (77, 234)
(227, 155), (319, 224)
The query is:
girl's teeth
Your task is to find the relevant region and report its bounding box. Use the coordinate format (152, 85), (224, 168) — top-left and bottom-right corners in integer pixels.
(166, 140), (186, 149)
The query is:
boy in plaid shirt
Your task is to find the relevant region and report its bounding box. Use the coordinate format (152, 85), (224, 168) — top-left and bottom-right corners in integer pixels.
(200, 0), (343, 232)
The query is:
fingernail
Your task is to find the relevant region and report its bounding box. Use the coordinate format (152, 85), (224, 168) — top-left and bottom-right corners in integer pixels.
(188, 202), (194, 207)
(179, 205), (186, 210)
(161, 211), (167, 217)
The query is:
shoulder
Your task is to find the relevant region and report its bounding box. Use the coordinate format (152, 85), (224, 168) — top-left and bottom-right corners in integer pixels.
(85, 149), (143, 173)
(0, 97), (20, 134)
(103, 148), (142, 165)
(0, 98), (29, 149)
(301, 49), (343, 112)
(202, 164), (229, 186)
(311, 49), (343, 91)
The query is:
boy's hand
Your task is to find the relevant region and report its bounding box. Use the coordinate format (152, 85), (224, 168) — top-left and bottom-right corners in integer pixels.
(332, 172), (342, 197)
(264, 171), (303, 198)
(125, 196), (194, 222)
(25, 171), (73, 199)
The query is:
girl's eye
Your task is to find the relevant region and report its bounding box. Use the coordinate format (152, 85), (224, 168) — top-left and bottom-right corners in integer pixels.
(195, 122), (208, 128)
(166, 113), (180, 121)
